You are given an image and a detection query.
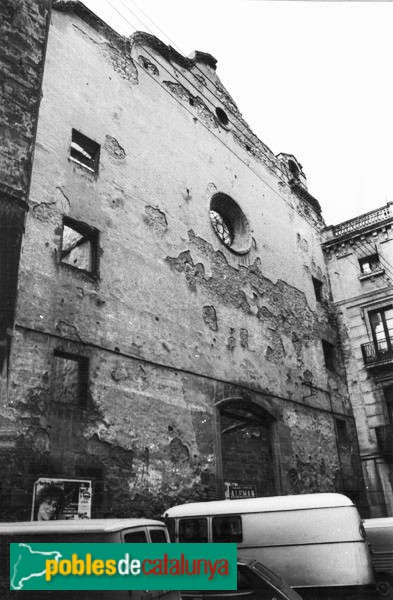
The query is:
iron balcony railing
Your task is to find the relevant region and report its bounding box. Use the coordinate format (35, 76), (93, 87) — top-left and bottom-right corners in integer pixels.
(333, 203), (393, 237)
(375, 425), (393, 458)
(361, 339), (393, 366)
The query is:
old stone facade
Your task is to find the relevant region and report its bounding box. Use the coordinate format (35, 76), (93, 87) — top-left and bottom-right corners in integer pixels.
(323, 203), (393, 516)
(0, 1), (366, 520)
(0, 0), (51, 478)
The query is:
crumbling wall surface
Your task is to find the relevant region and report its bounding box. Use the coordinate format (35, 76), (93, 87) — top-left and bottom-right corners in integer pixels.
(1, 327), (217, 520)
(0, 0), (51, 376)
(0, 0), (51, 198)
(1, 6), (362, 518)
(0, 196), (25, 367)
(3, 327), (361, 520)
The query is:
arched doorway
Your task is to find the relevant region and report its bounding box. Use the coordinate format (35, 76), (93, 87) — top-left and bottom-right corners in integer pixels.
(216, 398), (276, 498)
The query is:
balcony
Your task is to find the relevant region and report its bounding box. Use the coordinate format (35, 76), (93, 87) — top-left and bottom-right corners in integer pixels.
(375, 425), (393, 458)
(333, 203), (393, 238)
(361, 339), (393, 367)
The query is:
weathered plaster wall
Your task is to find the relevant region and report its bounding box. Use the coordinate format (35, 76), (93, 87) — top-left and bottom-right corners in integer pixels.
(0, 4), (364, 518)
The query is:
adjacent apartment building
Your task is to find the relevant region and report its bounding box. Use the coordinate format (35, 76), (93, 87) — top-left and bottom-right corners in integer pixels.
(0, 1), (366, 520)
(323, 203), (393, 517)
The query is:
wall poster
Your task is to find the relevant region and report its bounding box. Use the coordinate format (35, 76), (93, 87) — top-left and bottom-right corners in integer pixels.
(31, 478), (92, 521)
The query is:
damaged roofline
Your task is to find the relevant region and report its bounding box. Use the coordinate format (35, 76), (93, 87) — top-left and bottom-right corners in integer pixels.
(53, 1), (218, 72)
(52, 1), (324, 221)
(53, 0), (125, 45)
(132, 32), (218, 72)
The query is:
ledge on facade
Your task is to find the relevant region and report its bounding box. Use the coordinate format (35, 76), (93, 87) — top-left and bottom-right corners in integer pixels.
(289, 180), (322, 217)
(322, 202), (393, 247)
(358, 268), (385, 281)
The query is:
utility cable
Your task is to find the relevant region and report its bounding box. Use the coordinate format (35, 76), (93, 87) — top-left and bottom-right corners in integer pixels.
(127, 0), (183, 53)
(103, 0), (309, 228)
(117, 0), (156, 41)
(105, 0), (284, 179)
(352, 235), (393, 287)
(133, 43), (291, 199)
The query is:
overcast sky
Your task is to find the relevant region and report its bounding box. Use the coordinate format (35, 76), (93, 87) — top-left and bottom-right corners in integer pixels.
(81, 0), (393, 226)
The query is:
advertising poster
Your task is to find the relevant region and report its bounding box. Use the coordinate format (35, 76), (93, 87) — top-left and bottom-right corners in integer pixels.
(31, 478), (92, 521)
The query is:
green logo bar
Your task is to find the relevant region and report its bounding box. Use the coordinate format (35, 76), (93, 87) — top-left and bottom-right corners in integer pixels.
(10, 543), (237, 591)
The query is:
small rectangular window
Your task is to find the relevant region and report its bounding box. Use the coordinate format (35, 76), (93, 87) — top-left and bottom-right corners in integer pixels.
(322, 340), (336, 372)
(53, 350), (89, 407)
(212, 515), (242, 543)
(70, 129), (100, 173)
(61, 217), (99, 277)
(384, 386), (393, 424)
(149, 529), (168, 543)
(335, 418), (349, 445)
(359, 253), (380, 274)
(179, 518), (208, 542)
(312, 277), (323, 302)
(124, 531), (148, 543)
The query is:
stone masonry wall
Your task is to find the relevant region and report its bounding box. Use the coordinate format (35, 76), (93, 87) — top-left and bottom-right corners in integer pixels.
(0, 0), (51, 453)
(0, 4), (365, 519)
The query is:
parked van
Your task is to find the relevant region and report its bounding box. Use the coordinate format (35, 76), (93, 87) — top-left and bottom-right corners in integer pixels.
(0, 518), (179, 600)
(164, 493), (377, 599)
(364, 517), (393, 599)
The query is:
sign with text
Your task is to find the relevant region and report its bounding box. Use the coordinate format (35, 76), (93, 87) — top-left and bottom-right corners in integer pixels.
(9, 543), (237, 591)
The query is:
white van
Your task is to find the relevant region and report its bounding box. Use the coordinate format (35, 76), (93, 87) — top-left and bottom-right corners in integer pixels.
(364, 517), (393, 599)
(0, 518), (179, 600)
(164, 493), (377, 599)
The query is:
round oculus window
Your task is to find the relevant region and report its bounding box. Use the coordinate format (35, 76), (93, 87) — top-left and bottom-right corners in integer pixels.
(215, 107), (229, 127)
(210, 193), (251, 254)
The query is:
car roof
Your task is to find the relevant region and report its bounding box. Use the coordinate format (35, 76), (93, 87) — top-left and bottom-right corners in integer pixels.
(164, 493), (353, 518)
(238, 557), (302, 600)
(0, 518), (166, 535)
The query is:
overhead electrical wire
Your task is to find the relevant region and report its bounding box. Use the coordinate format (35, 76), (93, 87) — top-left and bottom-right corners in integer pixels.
(98, 1), (393, 284)
(105, 0), (284, 178)
(353, 237), (393, 287)
(117, 0), (155, 42)
(124, 0), (183, 52)
(100, 1), (310, 231)
(112, 2), (393, 286)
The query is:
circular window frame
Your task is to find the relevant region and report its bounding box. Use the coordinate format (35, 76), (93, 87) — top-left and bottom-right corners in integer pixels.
(210, 193), (252, 255)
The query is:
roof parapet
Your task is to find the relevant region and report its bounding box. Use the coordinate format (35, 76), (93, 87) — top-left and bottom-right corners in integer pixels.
(323, 201), (393, 244)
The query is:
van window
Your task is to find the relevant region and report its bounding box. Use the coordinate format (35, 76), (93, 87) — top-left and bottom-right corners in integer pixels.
(212, 515), (242, 543)
(150, 529), (168, 543)
(179, 518), (208, 542)
(124, 531), (148, 543)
